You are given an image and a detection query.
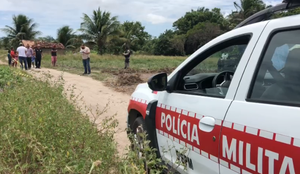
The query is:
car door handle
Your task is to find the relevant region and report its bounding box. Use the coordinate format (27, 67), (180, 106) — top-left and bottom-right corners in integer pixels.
(199, 117), (215, 132)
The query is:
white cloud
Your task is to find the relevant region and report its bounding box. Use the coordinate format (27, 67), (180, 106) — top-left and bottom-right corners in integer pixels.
(0, 0), (282, 37)
(146, 14), (175, 24)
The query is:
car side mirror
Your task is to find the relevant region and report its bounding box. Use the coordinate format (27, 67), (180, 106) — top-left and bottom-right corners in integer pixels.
(147, 72), (167, 91)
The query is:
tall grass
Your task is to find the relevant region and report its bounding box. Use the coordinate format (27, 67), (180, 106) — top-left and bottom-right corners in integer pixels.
(0, 66), (120, 173)
(0, 65), (182, 174)
(41, 52), (186, 73)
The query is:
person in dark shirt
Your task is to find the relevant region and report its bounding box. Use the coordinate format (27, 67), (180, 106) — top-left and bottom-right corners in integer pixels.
(7, 50), (12, 66)
(51, 45), (57, 67)
(35, 44), (43, 69)
(122, 46), (131, 69)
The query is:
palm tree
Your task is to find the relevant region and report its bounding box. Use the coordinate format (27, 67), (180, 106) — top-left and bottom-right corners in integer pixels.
(78, 7), (120, 54)
(1, 14), (41, 47)
(228, 0), (266, 28)
(57, 26), (78, 48)
(119, 21), (151, 51)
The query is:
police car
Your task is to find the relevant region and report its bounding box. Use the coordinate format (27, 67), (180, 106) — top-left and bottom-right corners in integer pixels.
(127, 0), (300, 173)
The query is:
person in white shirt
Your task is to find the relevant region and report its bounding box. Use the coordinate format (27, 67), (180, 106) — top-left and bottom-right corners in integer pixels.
(16, 43), (28, 70)
(80, 44), (91, 75)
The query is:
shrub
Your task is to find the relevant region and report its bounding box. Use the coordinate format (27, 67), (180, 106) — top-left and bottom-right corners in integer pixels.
(0, 66), (119, 173)
(0, 65), (180, 174)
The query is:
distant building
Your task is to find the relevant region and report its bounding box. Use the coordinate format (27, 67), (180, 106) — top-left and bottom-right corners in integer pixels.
(21, 40), (66, 55)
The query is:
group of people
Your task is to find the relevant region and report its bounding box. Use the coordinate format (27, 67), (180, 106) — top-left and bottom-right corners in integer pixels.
(7, 42), (131, 74)
(7, 43), (58, 70)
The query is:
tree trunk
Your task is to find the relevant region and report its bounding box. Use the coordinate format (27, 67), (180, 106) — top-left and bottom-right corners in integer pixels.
(97, 37), (105, 55)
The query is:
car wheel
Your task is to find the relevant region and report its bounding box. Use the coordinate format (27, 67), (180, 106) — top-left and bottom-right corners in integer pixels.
(131, 116), (152, 172)
(131, 117), (147, 157)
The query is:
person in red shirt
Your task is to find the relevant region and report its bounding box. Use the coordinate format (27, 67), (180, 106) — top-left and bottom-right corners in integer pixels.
(10, 47), (18, 67)
(10, 47), (15, 59)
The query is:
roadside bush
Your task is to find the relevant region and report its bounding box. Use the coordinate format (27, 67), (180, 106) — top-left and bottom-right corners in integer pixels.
(0, 66), (23, 89)
(0, 66), (119, 173)
(0, 65), (178, 174)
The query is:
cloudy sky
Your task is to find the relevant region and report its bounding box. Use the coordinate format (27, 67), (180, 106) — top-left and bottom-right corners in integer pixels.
(0, 0), (280, 39)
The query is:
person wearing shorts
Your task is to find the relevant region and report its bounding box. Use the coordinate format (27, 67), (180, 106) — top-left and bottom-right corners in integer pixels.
(10, 47), (16, 66)
(51, 45), (57, 67)
(32, 52), (36, 68)
(12, 52), (18, 68)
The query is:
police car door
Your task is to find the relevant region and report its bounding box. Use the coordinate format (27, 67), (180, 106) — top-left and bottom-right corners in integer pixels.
(154, 22), (268, 174)
(221, 16), (300, 173)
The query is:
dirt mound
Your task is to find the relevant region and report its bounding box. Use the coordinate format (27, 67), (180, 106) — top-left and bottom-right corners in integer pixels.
(101, 69), (140, 75)
(116, 73), (144, 86)
(101, 68), (174, 95)
(104, 73), (145, 95)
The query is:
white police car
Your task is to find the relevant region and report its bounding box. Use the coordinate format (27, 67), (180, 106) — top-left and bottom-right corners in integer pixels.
(127, 0), (300, 173)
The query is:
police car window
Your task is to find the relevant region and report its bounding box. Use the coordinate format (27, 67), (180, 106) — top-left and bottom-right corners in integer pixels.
(187, 44), (247, 76)
(249, 29), (300, 105)
(175, 40), (249, 98)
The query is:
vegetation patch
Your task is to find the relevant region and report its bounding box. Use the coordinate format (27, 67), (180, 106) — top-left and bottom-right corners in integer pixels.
(0, 65), (120, 173)
(34, 52), (182, 92)
(0, 65), (180, 174)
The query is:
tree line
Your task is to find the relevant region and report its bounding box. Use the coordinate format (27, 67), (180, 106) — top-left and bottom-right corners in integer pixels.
(0, 0), (299, 56)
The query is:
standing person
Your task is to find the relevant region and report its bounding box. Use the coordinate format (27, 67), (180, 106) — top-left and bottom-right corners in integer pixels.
(26, 44), (33, 69)
(51, 45), (57, 67)
(32, 51), (36, 68)
(10, 47), (18, 68)
(80, 44), (91, 75)
(7, 50), (12, 66)
(10, 47), (16, 62)
(122, 46), (131, 69)
(12, 52), (18, 68)
(16, 43), (28, 70)
(35, 44), (43, 69)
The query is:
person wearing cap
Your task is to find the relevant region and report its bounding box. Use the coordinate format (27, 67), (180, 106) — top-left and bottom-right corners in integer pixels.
(80, 44), (91, 75)
(16, 43), (28, 70)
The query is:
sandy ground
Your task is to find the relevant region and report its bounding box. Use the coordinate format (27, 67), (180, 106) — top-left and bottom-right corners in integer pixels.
(1, 58), (132, 155)
(31, 68), (132, 155)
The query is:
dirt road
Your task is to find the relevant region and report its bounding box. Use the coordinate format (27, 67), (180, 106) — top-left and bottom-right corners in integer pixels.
(28, 68), (132, 155)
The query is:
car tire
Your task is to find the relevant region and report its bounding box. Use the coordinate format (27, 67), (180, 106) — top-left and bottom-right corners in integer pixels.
(131, 116), (147, 153)
(130, 116), (151, 172)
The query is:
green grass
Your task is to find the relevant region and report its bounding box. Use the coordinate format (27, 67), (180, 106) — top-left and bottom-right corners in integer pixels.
(38, 52), (186, 81)
(0, 49), (218, 173)
(0, 49), (220, 82)
(0, 66), (121, 173)
(42, 53), (186, 72)
(0, 65), (175, 174)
